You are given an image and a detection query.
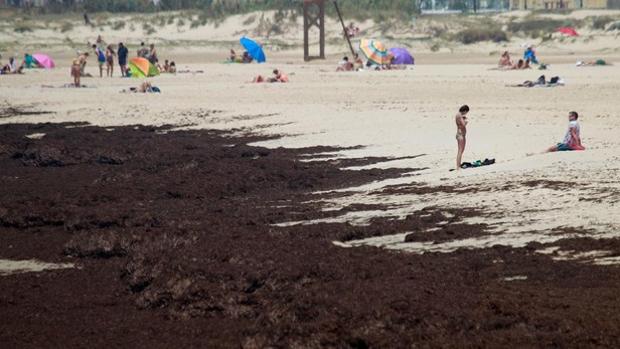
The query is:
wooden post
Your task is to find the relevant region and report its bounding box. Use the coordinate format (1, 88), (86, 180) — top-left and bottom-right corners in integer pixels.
(333, 0), (355, 58)
(303, 0), (326, 61)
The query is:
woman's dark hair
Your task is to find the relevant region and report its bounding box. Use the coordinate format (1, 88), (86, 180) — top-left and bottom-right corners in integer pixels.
(459, 105), (470, 113)
(569, 111), (578, 119)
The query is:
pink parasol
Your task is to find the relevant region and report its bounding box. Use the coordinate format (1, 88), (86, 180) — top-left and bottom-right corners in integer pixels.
(32, 53), (55, 69)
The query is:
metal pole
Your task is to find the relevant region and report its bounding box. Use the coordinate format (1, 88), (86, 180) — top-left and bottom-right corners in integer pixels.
(333, 1), (356, 57)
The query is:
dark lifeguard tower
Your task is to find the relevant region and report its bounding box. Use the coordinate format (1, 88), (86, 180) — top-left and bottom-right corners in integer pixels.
(303, 0), (355, 62)
(303, 0), (325, 61)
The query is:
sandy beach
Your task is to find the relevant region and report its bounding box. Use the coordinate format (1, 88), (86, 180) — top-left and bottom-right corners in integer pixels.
(1, 8), (620, 347)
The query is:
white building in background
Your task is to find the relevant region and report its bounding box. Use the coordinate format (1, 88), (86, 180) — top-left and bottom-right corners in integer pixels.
(1, 0), (49, 7)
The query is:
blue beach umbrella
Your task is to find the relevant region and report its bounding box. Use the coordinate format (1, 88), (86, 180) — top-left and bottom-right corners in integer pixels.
(240, 36), (266, 63)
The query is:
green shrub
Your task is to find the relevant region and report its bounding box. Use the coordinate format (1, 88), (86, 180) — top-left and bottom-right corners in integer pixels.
(60, 21), (73, 33)
(142, 22), (156, 35)
(607, 21), (620, 31)
(591, 16), (614, 30)
(177, 18), (185, 27)
(112, 20), (126, 30)
(243, 15), (256, 25)
(14, 24), (32, 33)
(507, 18), (580, 38)
(455, 27), (507, 44)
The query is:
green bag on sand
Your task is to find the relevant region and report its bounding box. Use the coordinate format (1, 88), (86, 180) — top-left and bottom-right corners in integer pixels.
(538, 63), (548, 70)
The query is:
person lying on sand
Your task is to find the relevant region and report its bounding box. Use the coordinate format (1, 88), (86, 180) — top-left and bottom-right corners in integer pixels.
(71, 52), (89, 87)
(576, 59), (608, 67)
(498, 51), (513, 68)
(336, 56), (354, 72)
(511, 75), (564, 88)
(121, 81), (161, 93)
(455, 105), (470, 170)
(253, 69), (289, 83)
(545, 111), (585, 152)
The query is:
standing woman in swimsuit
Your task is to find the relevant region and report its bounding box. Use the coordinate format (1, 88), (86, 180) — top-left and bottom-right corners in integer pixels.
(71, 52), (88, 87)
(105, 45), (115, 77)
(455, 105), (469, 170)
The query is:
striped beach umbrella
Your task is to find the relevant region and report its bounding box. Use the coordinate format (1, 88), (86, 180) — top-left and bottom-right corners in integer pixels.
(359, 39), (392, 65)
(128, 57), (159, 78)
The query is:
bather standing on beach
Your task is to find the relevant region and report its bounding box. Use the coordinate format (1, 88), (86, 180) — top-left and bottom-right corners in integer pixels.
(455, 105), (469, 170)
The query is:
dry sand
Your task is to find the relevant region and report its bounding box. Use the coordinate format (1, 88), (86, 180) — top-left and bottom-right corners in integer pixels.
(1, 10), (619, 266)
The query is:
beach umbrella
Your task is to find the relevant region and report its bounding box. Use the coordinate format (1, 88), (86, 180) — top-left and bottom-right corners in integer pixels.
(359, 39), (392, 65)
(128, 57), (159, 78)
(240, 37), (266, 63)
(389, 47), (414, 65)
(32, 53), (55, 69)
(557, 27), (579, 36)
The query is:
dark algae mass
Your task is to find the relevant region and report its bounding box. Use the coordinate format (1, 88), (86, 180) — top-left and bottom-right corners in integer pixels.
(2, 123), (620, 348)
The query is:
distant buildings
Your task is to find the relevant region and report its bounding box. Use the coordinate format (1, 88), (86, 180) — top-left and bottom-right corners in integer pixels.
(509, 0), (608, 9)
(1, 0), (50, 7)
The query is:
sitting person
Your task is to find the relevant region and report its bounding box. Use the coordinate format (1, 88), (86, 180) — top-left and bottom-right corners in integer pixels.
(523, 59), (531, 69)
(23, 53), (36, 69)
(546, 111), (585, 152)
(253, 69), (289, 83)
(498, 51), (513, 68)
(160, 59), (170, 73)
(336, 56), (354, 72)
(242, 51), (253, 64)
(523, 46), (539, 64)
(1, 57), (24, 74)
(229, 49), (243, 63)
(168, 61), (176, 74)
(353, 54), (364, 71)
(511, 59), (525, 70)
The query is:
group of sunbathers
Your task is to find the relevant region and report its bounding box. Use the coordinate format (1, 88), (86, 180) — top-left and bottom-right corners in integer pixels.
(498, 51), (532, 70)
(336, 54), (407, 72)
(513, 74), (564, 87)
(228, 49), (254, 64)
(336, 55), (364, 72)
(0, 53), (41, 75)
(158, 60), (176, 74)
(253, 69), (289, 83)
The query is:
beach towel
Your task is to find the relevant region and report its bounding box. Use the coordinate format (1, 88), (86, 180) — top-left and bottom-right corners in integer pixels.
(461, 158), (495, 169)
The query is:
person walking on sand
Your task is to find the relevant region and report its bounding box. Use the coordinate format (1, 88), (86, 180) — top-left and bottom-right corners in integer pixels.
(545, 111), (585, 152)
(118, 42), (128, 77)
(93, 44), (105, 78)
(455, 105), (470, 170)
(105, 45), (115, 77)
